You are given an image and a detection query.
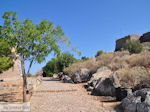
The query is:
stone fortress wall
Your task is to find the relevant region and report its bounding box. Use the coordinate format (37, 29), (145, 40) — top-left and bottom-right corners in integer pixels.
(0, 48), (42, 102)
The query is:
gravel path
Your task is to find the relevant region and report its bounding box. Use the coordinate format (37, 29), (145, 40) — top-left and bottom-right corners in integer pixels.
(30, 78), (119, 112)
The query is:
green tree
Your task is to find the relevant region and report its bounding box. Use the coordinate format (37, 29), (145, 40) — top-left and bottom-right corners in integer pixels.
(0, 36), (13, 73)
(0, 57), (13, 73)
(42, 52), (76, 76)
(95, 50), (103, 57)
(122, 40), (143, 54)
(1, 11), (79, 102)
(57, 52), (76, 72)
(0, 38), (12, 57)
(42, 58), (57, 77)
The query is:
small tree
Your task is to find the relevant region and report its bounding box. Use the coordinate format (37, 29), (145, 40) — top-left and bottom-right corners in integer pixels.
(122, 40), (143, 54)
(57, 52), (76, 71)
(1, 11), (79, 102)
(95, 50), (103, 57)
(43, 52), (76, 76)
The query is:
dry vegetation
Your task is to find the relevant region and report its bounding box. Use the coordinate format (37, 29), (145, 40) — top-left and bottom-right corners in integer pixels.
(64, 58), (98, 76)
(64, 51), (130, 75)
(116, 67), (150, 89)
(64, 50), (150, 89)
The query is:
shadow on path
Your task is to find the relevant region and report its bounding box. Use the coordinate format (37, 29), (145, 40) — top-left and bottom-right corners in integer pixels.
(42, 78), (59, 81)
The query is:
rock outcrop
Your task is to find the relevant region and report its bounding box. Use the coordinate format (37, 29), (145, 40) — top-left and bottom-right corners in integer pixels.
(86, 67), (112, 91)
(140, 32), (150, 42)
(86, 67), (132, 100)
(122, 88), (150, 112)
(71, 68), (90, 83)
(86, 67), (123, 97)
(115, 34), (140, 51)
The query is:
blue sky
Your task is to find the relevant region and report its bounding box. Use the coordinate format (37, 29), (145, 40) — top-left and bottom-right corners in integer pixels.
(1, 0), (150, 74)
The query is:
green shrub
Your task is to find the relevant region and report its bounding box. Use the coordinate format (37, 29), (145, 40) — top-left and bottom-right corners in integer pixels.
(0, 38), (11, 57)
(122, 40), (143, 54)
(43, 52), (76, 76)
(0, 38), (13, 73)
(81, 56), (89, 61)
(95, 50), (103, 57)
(28, 73), (32, 77)
(57, 52), (76, 72)
(47, 73), (54, 77)
(0, 57), (13, 73)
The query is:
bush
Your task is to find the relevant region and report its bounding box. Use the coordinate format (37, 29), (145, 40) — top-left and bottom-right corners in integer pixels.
(64, 58), (98, 76)
(0, 38), (13, 73)
(28, 73), (32, 77)
(122, 40), (143, 54)
(96, 51), (130, 71)
(116, 67), (150, 89)
(42, 58), (57, 77)
(127, 51), (150, 68)
(95, 50), (103, 57)
(0, 38), (12, 57)
(0, 57), (13, 73)
(43, 52), (76, 76)
(57, 52), (77, 72)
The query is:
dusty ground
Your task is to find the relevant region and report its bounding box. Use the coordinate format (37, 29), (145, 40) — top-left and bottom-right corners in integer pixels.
(30, 78), (121, 112)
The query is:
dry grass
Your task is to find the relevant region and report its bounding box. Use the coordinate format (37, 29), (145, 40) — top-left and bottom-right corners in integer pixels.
(96, 51), (130, 71)
(127, 51), (150, 68)
(116, 67), (150, 89)
(63, 58), (98, 76)
(64, 50), (150, 83)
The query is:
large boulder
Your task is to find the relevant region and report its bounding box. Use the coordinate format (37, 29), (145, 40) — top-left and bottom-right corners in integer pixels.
(115, 87), (132, 101)
(86, 66), (121, 96)
(71, 68), (90, 83)
(94, 77), (116, 96)
(63, 75), (74, 83)
(87, 67), (132, 100)
(122, 88), (150, 112)
(93, 72), (121, 96)
(86, 67), (112, 90)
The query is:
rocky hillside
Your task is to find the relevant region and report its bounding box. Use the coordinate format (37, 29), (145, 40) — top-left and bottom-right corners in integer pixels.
(60, 31), (150, 112)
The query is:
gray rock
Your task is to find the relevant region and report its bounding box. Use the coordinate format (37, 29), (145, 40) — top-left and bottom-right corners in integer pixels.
(94, 77), (116, 96)
(122, 88), (150, 112)
(86, 66), (112, 90)
(92, 70), (121, 97)
(71, 68), (90, 83)
(58, 72), (64, 80)
(116, 87), (132, 101)
(53, 74), (58, 79)
(63, 75), (74, 83)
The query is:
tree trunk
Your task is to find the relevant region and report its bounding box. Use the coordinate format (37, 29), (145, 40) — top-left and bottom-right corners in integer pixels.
(27, 58), (34, 76)
(21, 56), (27, 102)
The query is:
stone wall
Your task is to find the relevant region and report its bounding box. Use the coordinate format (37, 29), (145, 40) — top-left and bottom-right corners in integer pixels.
(0, 79), (23, 102)
(0, 76), (42, 102)
(115, 34), (140, 51)
(115, 35), (140, 51)
(0, 48), (42, 102)
(140, 32), (150, 42)
(0, 56), (22, 81)
(115, 32), (150, 51)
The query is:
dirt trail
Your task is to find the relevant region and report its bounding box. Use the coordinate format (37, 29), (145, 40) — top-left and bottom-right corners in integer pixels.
(30, 78), (121, 112)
